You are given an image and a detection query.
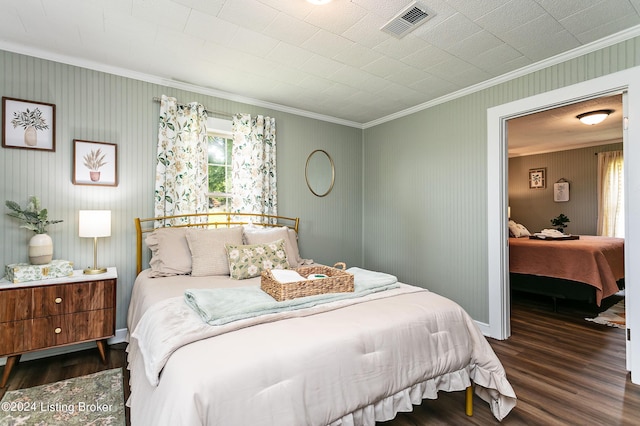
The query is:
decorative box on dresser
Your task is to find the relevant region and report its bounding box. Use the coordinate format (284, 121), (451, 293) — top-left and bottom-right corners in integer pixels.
(0, 267), (117, 387)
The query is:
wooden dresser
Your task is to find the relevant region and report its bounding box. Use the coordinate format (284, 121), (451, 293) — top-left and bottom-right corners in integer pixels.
(0, 267), (117, 387)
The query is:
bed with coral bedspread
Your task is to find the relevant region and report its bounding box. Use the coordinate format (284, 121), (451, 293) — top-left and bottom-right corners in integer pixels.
(126, 213), (516, 425)
(509, 235), (624, 306)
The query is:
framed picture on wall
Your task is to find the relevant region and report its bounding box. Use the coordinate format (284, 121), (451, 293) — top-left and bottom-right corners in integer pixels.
(554, 181), (570, 202)
(73, 139), (118, 186)
(2, 97), (56, 151)
(528, 168), (546, 189)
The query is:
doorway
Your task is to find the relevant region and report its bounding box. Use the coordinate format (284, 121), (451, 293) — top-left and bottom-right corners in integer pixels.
(486, 67), (640, 384)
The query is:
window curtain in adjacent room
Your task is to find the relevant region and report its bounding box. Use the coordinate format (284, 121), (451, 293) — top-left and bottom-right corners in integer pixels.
(597, 150), (624, 237)
(154, 95), (208, 225)
(231, 113), (277, 220)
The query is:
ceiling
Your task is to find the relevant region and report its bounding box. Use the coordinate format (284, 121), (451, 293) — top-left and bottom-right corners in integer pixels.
(508, 94), (623, 157)
(0, 0), (639, 127)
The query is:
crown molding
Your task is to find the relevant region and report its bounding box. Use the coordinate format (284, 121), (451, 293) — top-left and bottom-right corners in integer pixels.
(363, 24), (640, 129)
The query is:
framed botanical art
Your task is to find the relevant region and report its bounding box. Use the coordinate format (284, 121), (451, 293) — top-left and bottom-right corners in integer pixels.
(2, 97), (56, 151)
(73, 139), (118, 186)
(528, 168), (546, 189)
(554, 181), (570, 202)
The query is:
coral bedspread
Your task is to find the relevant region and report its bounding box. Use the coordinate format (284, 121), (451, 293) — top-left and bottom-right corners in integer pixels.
(509, 235), (624, 305)
(126, 269), (516, 425)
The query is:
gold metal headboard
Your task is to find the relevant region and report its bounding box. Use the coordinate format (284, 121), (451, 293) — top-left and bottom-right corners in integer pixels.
(134, 212), (299, 274)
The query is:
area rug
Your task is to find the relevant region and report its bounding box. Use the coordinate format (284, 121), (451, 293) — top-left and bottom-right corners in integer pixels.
(0, 368), (124, 426)
(585, 298), (625, 329)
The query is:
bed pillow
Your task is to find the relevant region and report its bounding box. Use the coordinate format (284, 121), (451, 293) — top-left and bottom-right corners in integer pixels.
(186, 227), (244, 277)
(146, 227), (192, 277)
(226, 239), (289, 280)
(508, 220), (531, 238)
(243, 226), (301, 268)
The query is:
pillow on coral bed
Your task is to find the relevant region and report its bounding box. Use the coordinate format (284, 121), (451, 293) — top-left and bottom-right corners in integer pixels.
(508, 220), (531, 238)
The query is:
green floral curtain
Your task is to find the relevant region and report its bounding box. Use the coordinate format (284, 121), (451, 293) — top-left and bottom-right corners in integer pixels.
(231, 113), (277, 220)
(154, 95), (208, 225)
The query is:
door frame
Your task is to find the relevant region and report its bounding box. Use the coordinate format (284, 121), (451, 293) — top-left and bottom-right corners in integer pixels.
(486, 66), (640, 384)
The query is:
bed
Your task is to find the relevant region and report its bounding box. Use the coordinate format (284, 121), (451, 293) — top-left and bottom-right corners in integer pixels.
(126, 212), (516, 425)
(509, 235), (625, 307)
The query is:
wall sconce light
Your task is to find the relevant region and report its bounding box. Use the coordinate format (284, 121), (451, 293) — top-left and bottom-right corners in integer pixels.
(79, 210), (111, 274)
(577, 109), (613, 125)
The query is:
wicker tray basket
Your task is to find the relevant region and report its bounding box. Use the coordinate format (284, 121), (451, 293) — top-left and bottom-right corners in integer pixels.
(261, 262), (354, 301)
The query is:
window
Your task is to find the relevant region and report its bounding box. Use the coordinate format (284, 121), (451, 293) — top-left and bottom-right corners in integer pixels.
(207, 132), (233, 212)
(597, 150), (624, 237)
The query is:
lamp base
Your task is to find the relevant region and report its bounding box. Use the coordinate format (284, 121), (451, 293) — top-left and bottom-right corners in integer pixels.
(83, 267), (107, 275)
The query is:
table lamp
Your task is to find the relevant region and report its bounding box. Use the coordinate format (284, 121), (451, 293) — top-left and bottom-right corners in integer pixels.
(79, 210), (111, 274)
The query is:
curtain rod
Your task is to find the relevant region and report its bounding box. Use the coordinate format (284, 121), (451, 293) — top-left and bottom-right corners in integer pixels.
(152, 97), (233, 119)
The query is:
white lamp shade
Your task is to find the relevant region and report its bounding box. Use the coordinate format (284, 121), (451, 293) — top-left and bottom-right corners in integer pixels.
(79, 210), (111, 238)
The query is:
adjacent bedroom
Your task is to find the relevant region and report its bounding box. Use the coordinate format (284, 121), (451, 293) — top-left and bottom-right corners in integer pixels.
(506, 94), (625, 319)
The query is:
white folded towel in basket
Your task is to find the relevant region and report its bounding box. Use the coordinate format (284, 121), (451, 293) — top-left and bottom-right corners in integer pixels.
(269, 269), (308, 283)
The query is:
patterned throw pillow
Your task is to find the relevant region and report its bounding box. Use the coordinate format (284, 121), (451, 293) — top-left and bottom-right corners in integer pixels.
(225, 239), (290, 280)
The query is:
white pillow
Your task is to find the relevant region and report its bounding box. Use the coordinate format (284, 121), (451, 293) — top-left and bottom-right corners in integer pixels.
(508, 220), (531, 238)
(146, 227), (191, 277)
(243, 226), (301, 268)
(186, 227), (244, 276)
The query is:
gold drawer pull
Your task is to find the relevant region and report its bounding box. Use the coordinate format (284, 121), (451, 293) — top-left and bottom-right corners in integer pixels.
(54, 297), (63, 304)
(54, 327), (62, 334)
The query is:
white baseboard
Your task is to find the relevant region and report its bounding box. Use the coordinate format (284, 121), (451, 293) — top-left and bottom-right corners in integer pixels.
(475, 320), (491, 337)
(0, 328), (128, 367)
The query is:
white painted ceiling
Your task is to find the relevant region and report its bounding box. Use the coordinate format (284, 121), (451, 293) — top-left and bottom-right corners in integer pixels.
(508, 94), (623, 157)
(0, 0), (639, 129)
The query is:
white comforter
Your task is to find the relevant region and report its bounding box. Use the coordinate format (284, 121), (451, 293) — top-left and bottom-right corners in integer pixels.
(127, 270), (516, 425)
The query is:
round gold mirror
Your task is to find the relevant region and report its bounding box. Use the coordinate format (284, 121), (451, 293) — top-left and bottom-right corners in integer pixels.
(305, 149), (335, 197)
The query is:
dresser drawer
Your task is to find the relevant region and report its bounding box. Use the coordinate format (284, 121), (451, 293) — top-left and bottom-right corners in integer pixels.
(0, 288), (32, 322)
(27, 309), (115, 351)
(32, 279), (115, 317)
(0, 321), (26, 355)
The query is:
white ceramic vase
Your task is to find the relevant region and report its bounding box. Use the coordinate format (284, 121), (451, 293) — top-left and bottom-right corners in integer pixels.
(29, 233), (53, 265)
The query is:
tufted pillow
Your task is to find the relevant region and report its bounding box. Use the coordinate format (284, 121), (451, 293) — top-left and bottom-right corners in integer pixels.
(243, 226), (301, 267)
(186, 227), (244, 277)
(146, 227), (191, 277)
(225, 239), (289, 280)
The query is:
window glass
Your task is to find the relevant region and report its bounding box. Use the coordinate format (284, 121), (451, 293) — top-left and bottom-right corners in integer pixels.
(207, 133), (232, 212)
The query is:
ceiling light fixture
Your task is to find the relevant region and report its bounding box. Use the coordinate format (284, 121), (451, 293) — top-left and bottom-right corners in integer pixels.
(306, 0), (332, 4)
(576, 109), (613, 125)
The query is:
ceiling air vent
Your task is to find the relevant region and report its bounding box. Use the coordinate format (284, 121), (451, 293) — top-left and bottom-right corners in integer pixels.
(381, 1), (435, 38)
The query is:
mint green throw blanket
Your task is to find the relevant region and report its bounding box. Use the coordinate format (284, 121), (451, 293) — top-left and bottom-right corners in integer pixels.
(184, 267), (398, 326)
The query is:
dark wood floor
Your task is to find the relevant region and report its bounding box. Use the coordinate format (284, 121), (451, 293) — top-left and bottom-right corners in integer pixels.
(1, 292), (638, 425)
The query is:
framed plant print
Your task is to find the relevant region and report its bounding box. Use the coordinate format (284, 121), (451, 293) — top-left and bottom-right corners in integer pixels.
(73, 140), (118, 187)
(528, 168), (546, 189)
(554, 181), (570, 202)
(2, 97), (56, 151)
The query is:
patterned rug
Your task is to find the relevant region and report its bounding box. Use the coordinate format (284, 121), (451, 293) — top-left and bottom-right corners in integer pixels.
(585, 298), (625, 329)
(0, 368), (124, 426)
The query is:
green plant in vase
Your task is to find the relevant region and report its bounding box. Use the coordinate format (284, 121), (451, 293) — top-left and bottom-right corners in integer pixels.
(6, 196), (63, 265)
(550, 213), (570, 233)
